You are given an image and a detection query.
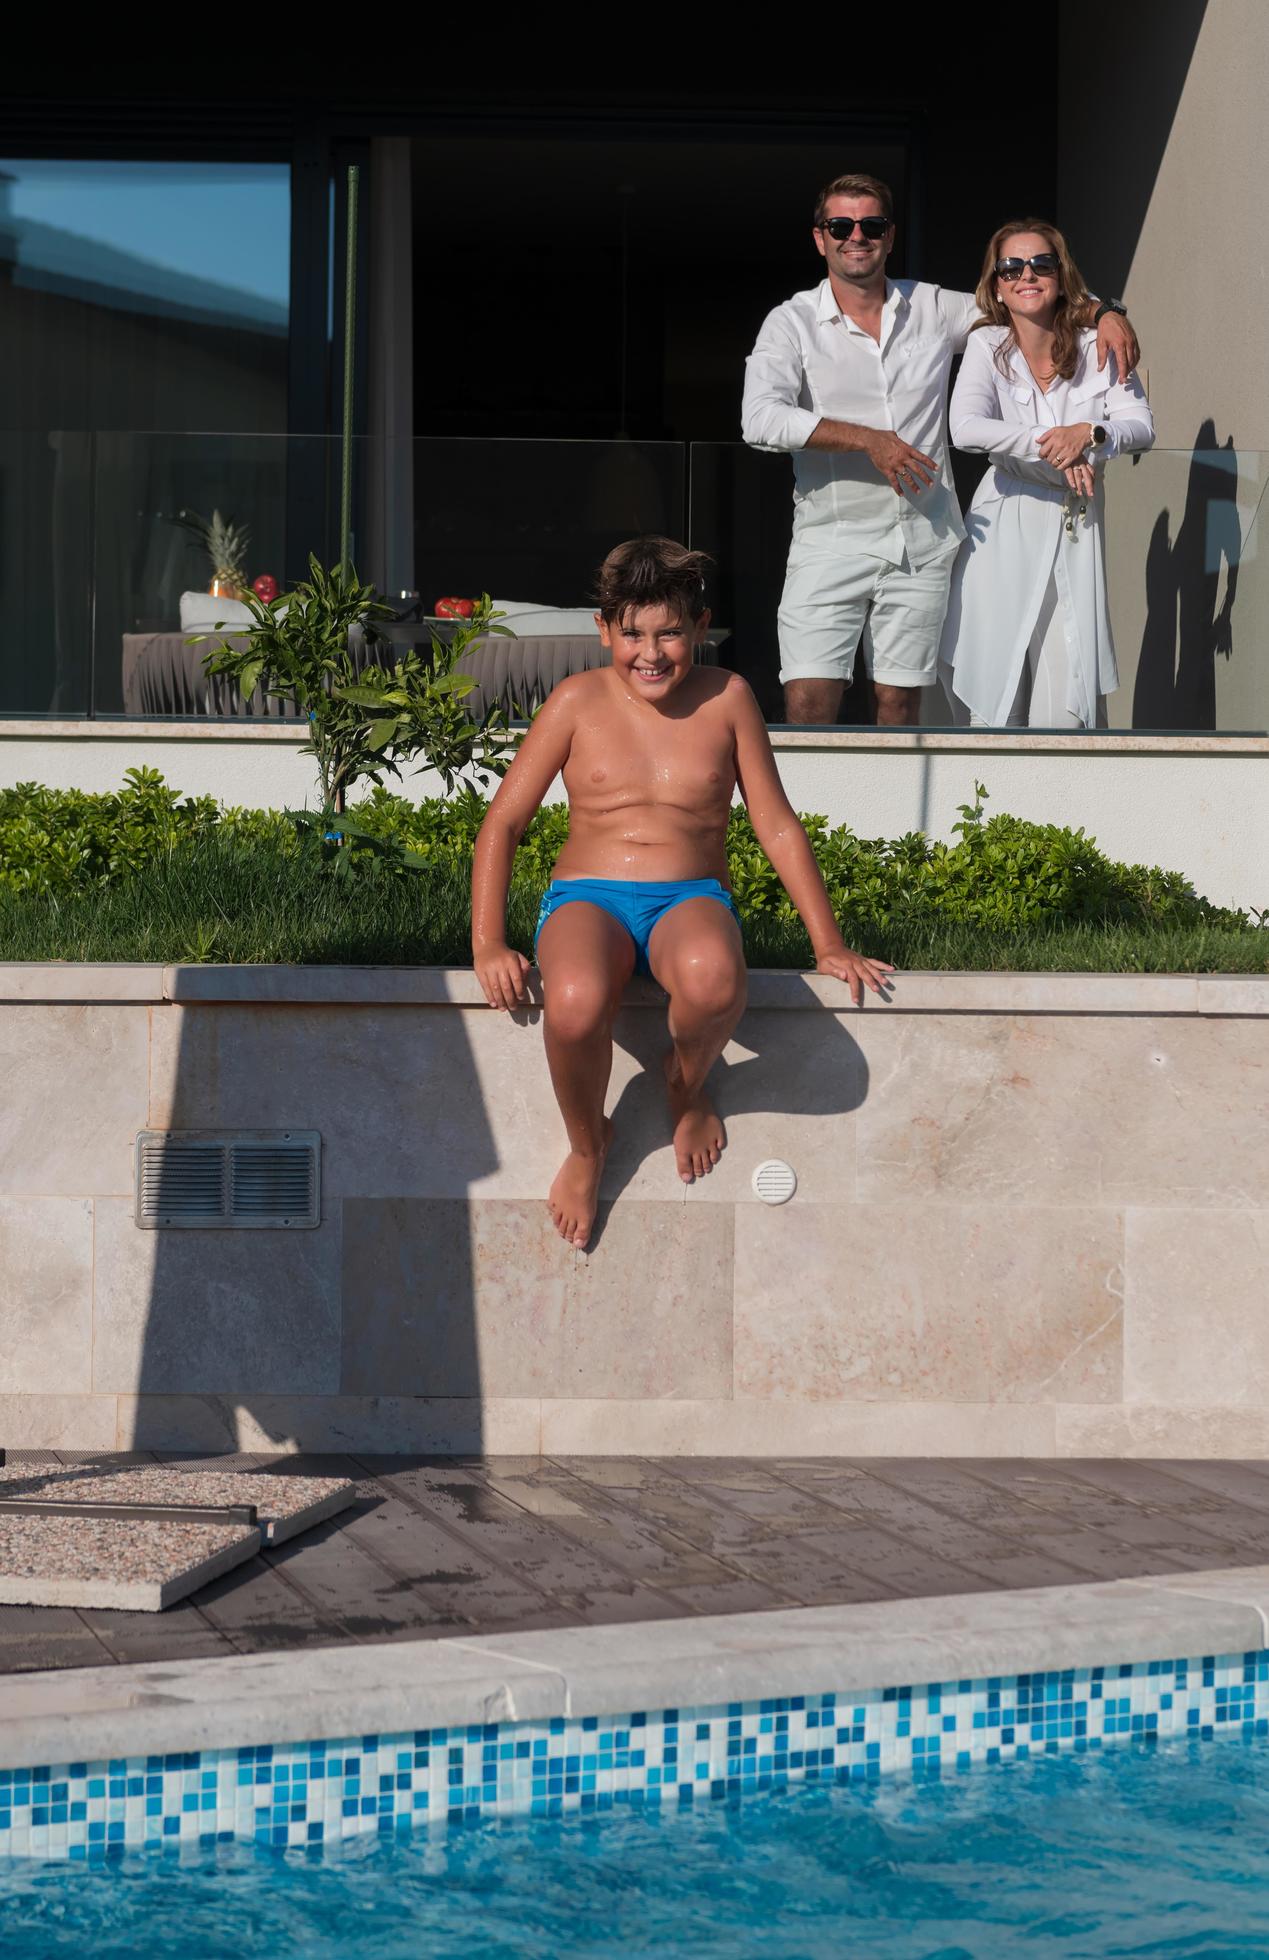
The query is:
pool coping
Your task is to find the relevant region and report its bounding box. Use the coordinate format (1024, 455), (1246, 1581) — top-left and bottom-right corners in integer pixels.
(0, 963), (1266, 1016)
(4, 1564), (1269, 1773)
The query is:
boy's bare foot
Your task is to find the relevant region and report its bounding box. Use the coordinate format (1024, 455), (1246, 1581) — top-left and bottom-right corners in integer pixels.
(547, 1117), (612, 1250)
(663, 1051), (726, 1183)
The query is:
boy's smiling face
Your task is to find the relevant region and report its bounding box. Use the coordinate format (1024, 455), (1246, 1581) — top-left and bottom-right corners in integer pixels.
(598, 600), (710, 703)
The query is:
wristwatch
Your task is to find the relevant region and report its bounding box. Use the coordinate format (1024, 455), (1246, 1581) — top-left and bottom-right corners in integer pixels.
(1089, 424), (1107, 447)
(1094, 298), (1127, 322)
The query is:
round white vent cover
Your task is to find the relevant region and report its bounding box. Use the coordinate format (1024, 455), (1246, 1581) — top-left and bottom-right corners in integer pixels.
(752, 1159), (797, 1205)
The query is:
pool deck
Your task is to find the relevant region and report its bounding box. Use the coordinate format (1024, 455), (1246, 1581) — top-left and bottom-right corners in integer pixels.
(7, 1452), (1269, 1676)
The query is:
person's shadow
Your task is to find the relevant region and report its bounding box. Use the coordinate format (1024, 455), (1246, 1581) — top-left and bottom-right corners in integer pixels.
(120, 967), (496, 1462)
(1133, 420), (1242, 729)
(587, 973), (873, 1237)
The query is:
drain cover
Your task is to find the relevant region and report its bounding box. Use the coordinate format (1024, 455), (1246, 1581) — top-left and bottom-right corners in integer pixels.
(752, 1159), (797, 1205)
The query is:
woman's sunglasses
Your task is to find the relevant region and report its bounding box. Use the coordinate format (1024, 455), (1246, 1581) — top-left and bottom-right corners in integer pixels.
(820, 216), (890, 241)
(995, 253), (1060, 281)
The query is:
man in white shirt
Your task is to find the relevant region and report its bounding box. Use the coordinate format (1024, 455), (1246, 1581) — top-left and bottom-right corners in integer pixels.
(742, 174), (1138, 726)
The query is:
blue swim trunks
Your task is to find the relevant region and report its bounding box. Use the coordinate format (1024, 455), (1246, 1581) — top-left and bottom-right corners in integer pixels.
(534, 877), (742, 978)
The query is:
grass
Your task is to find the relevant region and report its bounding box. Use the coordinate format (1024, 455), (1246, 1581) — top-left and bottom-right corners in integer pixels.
(1, 830), (1266, 973)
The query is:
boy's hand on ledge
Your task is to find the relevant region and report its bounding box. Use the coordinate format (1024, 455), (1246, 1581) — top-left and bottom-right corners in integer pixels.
(814, 944), (896, 1007)
(475, 942), (532, 1011)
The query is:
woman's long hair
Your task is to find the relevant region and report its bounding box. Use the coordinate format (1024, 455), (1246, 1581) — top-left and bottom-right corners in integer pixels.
(971, 218), (1092, 380)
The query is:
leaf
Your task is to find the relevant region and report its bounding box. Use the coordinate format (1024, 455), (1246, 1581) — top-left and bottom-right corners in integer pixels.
(332, 685), (392, 707)
(367, 718), (398, 752)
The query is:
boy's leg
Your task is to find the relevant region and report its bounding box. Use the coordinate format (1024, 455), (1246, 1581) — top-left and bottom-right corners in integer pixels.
(647, 900), (747, 1183)
(536, 902), (636, 1247)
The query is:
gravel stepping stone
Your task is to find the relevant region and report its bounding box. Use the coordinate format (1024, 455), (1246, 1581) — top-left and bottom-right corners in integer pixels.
(0, 1463), (357, 1609)
(0, 1463), (356, 1546)
(0, 1513), (260, 1610)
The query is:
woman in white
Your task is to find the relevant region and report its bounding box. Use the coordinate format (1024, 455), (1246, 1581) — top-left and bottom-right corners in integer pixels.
(940, 219), (1154, 728)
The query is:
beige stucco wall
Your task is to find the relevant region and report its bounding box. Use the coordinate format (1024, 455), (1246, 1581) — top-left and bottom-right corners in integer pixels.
(1067, 0), (1269, 453)
(2, 964), (1267, 1459)
(1060, 0), (1268, 729)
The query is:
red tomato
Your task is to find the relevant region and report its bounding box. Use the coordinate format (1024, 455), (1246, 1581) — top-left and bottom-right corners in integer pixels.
(434, 596), (475, 619)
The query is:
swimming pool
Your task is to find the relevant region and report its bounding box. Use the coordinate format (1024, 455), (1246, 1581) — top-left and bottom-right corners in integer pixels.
(5, 1728), (1269, 1958)
(2, 1646), (1266, 1861)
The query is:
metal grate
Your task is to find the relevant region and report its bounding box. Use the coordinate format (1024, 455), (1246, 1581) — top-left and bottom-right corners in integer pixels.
(135, 1132), (320, 1229)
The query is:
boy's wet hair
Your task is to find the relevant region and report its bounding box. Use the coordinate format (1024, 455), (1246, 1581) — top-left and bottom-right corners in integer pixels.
(594, 536), (712, 629)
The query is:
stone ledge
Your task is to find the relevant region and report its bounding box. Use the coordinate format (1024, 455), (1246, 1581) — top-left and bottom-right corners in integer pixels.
(1, 1568), (1266, 1770)
(0, 720), (305, 744)
(3, 720), (1267, 757)
(0, 964), (1263, 1014)
(0, 965), (167, 1002)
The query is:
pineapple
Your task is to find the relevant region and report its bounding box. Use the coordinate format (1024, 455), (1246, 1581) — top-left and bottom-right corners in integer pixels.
(178, 507), (251, 599)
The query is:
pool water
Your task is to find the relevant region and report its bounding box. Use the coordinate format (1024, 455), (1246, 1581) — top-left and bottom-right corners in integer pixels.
(6, 1731), (1269, 1958)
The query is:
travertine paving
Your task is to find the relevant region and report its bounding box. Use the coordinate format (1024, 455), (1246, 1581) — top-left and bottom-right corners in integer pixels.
(5, 1453), (1269, 1671)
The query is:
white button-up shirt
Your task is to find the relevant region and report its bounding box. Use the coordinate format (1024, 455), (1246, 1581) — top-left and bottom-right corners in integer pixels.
(741, 278), (978, 566)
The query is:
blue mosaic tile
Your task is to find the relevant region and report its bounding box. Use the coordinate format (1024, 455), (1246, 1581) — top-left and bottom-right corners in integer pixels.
(3, 1647), (1269, 1861)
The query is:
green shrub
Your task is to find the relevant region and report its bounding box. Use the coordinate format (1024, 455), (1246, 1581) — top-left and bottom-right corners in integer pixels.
(0, 774), (1260, 946)
(723, 786), (1255, 934)
(0, 768), (228, 897)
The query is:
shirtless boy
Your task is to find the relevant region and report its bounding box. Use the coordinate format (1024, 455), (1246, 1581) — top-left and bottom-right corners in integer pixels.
(471, 536), (893, 1250)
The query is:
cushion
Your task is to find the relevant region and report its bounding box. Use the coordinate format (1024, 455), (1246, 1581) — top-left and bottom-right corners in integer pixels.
(491, 600), (600, 637)
(179, 590), (254, 631)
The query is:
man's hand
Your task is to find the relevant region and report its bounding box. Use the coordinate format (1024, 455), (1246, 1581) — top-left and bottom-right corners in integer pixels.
(863, 429), (939, 496)
(1095, 309), (1139, 378)
(1037, 422), (1093, 470)
(474, 941), (532, 1010)
(814, 943), (895, 1007)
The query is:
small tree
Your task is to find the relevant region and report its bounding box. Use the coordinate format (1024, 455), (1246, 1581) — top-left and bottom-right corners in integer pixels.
(194, 556), (399, 815)
(192, 559), (517, 853)
(335, 598), (517, 797)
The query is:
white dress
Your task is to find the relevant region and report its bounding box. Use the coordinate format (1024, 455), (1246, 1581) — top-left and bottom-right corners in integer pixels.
(939, 326), (1154, 728)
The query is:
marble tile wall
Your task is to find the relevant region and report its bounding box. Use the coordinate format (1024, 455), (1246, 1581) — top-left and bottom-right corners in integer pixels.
(0, 990), (1266, 1454)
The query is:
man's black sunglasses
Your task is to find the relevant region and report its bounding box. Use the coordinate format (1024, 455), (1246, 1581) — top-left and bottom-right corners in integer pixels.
(820, 215), (890, 241)
(995, 253), (1060, 281)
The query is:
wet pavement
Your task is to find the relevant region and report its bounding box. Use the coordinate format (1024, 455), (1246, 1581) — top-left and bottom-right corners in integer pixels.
(5, 1452), (1269, 1673)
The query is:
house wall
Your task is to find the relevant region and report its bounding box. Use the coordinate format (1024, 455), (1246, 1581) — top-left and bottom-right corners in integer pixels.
(1059, 0), (1267, 730)
(2, 964), (1266, 1459)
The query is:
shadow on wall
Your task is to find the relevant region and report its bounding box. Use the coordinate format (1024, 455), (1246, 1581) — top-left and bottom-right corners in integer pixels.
(1132, 421), (1242, 730)
(119, 976), (869, 1451)
(123, 988), (497, 1459)
(599, 978), (869, 1227)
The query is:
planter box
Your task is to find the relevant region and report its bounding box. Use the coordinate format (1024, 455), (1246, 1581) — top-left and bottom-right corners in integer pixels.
(1, 964), (1266, 1457)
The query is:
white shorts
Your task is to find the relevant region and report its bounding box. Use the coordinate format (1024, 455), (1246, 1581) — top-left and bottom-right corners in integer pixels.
(778, 540), (956, 688)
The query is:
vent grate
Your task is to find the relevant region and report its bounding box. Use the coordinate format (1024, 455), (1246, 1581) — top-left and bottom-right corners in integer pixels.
(752, 1158), (798, 1206)
(135, 1132), (320, 1229)
(231, 1144), (315, 1219)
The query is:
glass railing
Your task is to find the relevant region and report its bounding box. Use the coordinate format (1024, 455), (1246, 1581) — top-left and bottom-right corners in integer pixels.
(689, 440), (1267, 734)
(0, 432), (1262, 733)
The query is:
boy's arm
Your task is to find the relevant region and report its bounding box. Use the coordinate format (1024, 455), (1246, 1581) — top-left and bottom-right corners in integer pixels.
(730, 679), (893, 1006)
(471, 684), (576, 1009)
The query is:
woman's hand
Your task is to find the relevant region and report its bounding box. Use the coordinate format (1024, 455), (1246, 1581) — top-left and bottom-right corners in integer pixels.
(1036, 422), (1093, 470)
(814, 943), (896, 1007)
(1063, 461), (1095, 499)
(474, 941), (532, 1010)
